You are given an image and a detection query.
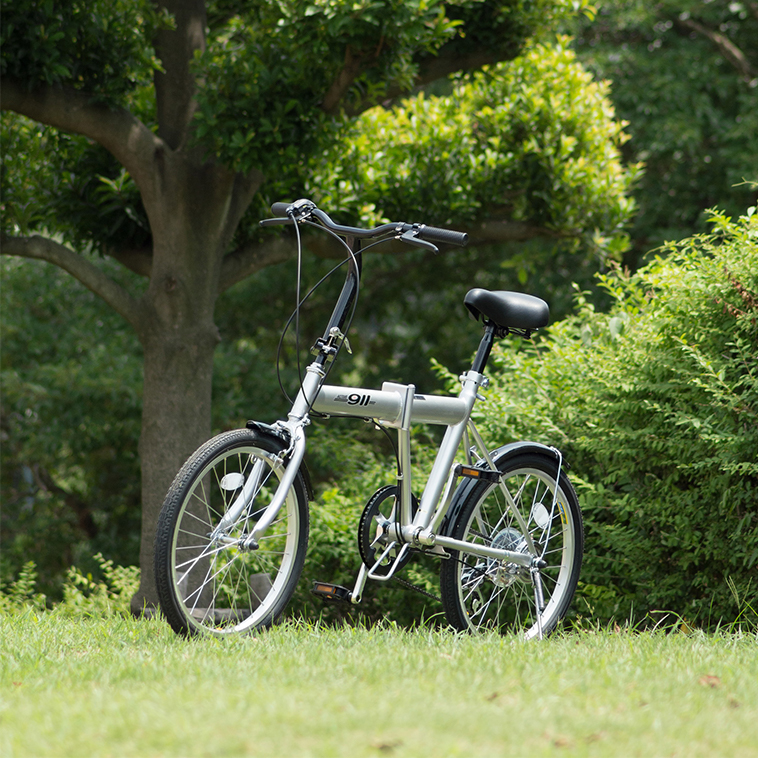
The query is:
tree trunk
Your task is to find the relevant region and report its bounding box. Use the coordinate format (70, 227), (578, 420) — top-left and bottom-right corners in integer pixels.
(131, 318), (219, 614)
(129, 153), (237, 614)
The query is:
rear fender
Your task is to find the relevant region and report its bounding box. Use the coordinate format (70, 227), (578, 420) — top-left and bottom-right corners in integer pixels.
(440, 441), (566, 536)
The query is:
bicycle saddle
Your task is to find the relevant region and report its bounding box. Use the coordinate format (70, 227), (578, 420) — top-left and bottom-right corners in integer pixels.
(464, 288), (549, 330)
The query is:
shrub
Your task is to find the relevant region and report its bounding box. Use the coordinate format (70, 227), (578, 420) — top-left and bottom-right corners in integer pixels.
(0, 553), (139, 617)
(475, 209), (758, 627)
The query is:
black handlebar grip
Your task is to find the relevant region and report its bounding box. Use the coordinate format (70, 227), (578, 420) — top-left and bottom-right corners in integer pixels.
(418, 225), (468, 247)
(271, 202), (292, 216)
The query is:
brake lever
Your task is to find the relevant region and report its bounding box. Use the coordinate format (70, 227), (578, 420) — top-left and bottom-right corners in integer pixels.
(399, 229), (439, 254)
(260, 217), (292, 227)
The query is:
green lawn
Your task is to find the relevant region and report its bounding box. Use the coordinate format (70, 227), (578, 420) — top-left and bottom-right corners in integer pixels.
(1, 612), (756, 757)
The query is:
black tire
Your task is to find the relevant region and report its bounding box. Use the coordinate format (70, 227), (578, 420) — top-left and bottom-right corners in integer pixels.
(440, 452), (583, 638)
(154, 428), (309, 636)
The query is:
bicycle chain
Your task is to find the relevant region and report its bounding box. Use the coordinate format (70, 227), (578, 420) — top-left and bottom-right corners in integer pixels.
(389, 531), (506, 603)
(391, 548), (491, 603)
(393, 576), (442, 603)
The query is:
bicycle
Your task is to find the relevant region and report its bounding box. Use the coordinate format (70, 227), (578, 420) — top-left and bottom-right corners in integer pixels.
(154, 199), (584, 639)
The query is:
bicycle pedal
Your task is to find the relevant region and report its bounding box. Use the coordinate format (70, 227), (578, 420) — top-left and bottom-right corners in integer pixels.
(311, 582), (352, 603)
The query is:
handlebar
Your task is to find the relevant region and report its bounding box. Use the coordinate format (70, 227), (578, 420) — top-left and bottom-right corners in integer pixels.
(270, 201), (293, 216)
(261, 199), (468, 251)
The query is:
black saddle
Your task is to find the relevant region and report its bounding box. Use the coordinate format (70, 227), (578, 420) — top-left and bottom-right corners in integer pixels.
(464, 288), (549, 331)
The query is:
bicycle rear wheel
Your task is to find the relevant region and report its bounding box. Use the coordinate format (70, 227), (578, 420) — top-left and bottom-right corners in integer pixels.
(440, 452), (582, 638)
(154, 428), (309, 636)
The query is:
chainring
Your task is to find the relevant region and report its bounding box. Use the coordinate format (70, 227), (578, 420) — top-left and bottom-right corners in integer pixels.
(358, 485), (418, 577)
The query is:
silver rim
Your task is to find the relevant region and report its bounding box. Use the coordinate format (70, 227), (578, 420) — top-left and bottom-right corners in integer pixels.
(170, 445), (301, 634)
(456, 466), (577, 638)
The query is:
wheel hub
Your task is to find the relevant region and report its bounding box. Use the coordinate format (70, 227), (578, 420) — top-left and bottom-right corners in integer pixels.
(490, 527), (530, 588)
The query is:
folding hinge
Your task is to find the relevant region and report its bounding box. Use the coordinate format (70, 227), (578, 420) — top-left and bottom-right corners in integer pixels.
(311, 326), (352, 363)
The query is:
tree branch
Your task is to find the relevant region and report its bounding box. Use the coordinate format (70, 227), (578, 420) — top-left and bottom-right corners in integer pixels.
(2, 234), (143, 329)
(219, 169), (266, 255)
(218, 236), (294, 294)
(34, 465), (98, 539)
(322, 46), (364, 115)
(153, 0), (207, 150)
(0, 77), (164, 204)
(108, 247), (154, 278)
(677, 17), (757, 82)
(339, 43), (521, 117)
(469, 218), (564, 244)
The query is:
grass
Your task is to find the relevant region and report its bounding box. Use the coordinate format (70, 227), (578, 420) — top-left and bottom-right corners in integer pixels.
(1, 612), (757, 757)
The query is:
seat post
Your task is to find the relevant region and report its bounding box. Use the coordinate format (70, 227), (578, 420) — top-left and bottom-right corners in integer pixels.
(471, 322), (497, 374)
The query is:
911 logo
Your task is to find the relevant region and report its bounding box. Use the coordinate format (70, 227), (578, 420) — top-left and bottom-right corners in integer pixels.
(335, 393), (375, 407)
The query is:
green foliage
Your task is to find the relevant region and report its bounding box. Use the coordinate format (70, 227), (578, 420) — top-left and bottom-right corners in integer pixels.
(569, 0), (758, 258)
(1, 0), (642, 614)
(58, 553), (140, 617)
(195, 0), (580, 174)
(193, 0), (464, 176)
(1, 113), (150, 251)
(0, 562), (47, 613)
(0, 0), (169, 104)
(0, 556), (139, 616)
(0, 256), (143, 597)
(1, 0), (630, 265)
(476, 209), (758, 627)
(312, 38), (639, 258)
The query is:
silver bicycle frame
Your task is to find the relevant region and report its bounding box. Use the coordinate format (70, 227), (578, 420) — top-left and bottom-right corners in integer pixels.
(243, 358), (541, 578)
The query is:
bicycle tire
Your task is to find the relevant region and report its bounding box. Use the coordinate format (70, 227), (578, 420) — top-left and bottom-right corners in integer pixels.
(440, 452), (583, 638)
(154, 428), (309, 636)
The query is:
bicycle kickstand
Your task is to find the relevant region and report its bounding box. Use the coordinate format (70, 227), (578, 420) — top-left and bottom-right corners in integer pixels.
(531, 564), (546, 640)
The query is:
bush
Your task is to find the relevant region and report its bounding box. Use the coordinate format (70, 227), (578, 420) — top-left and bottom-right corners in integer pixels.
(0, 553), (139, 617)
(475, 209), (758, 627)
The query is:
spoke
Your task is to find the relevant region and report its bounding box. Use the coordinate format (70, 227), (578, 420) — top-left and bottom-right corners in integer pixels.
(175, 540), (233, 571)
(461, 566), (487, 605)
(184, 559), (215, 616)
(512, 475), (530, 509)
(257, 531), (291, 542)
(181, 508), (214, 530)
(253, 550), (285, 577)
(492, 583), (508, 625)
(176, 526), (218, 544)
(470, 585), (505, 624)
(197, 475), (216, 527)
(185, 552), (238, 610)
(209, 552), (240, 618)
(542, 545), (565, 559)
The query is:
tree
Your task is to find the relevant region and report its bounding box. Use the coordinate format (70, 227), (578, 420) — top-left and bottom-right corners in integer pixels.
(569, 0), (758, 260)
(1, 0), (634, 611)
(0, 255), (143, 596)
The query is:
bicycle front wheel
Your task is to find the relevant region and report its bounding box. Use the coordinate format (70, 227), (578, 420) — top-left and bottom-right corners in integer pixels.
(440, 452), (583, 638)
(154, 428), (309, 636)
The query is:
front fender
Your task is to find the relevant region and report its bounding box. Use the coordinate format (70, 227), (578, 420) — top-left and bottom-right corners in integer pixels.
(245, 419), (315, 502)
